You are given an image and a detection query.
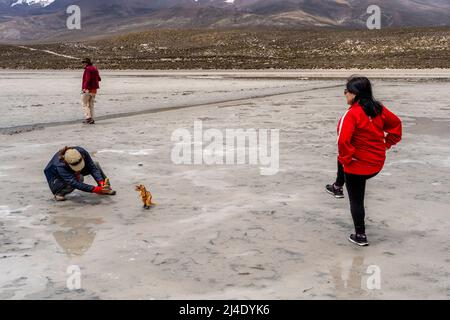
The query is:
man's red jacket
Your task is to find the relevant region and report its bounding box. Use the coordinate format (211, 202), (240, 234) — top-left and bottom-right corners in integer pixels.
(82, 65), (101, 91)
(337, 102), (402, 175)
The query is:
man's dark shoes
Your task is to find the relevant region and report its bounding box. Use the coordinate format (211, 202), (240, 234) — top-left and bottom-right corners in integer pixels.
(83, 118), (95, 124)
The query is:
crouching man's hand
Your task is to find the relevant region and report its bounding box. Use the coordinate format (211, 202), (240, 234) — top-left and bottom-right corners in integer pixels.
(93, 186), (117, 196)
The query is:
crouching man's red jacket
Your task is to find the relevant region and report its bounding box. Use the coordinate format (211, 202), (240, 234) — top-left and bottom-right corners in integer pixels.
(337, 102), (402, 175)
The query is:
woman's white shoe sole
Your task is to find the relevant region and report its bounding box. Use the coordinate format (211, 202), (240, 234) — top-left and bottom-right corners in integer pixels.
(326, 189), (344, 199)
(348, 236), (369, 246)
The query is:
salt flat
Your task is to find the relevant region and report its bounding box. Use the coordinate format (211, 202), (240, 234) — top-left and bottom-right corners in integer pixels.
(0, 70), (449, 299)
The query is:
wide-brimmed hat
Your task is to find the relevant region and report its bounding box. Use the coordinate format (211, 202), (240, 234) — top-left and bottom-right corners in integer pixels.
(64, 148), (85, 172)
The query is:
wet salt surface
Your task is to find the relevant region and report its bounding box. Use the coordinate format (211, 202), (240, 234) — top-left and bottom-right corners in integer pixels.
(0, 71), (449, 299)
(403, 117), (450, 137)
(0, 71), (335, 128)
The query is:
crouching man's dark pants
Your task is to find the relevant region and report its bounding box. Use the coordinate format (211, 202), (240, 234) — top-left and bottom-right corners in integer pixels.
(52, 162), (106, 196)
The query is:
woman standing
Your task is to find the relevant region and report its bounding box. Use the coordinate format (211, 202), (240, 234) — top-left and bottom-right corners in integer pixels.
(326, 76), (402, 246)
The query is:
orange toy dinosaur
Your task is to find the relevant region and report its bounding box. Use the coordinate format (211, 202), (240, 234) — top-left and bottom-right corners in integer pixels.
(135, 185), (155, 209)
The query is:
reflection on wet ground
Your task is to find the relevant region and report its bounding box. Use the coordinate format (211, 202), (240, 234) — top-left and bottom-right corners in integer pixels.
(52, 216), (104, 257)
(331, 256), (366, 298)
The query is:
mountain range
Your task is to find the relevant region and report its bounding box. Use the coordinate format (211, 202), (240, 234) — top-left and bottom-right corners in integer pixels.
(0, 0), (449, 42)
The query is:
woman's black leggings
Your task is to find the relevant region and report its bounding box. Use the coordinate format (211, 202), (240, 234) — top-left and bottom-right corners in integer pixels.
(335, 161), (379, 235)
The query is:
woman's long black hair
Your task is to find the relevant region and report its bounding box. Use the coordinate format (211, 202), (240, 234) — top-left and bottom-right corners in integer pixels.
(346, 76), (383, 117)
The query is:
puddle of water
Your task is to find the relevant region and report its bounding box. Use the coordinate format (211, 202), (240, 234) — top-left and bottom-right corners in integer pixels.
(52, 216), (104, 257)
(405, 117), (450, 137)
(330, 256), (366, 296)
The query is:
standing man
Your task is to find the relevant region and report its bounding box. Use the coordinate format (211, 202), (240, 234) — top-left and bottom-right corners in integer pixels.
(81, 58), (101, 124)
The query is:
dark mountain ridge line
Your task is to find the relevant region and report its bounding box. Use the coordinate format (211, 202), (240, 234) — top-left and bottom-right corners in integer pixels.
(0, 0), (449, 42)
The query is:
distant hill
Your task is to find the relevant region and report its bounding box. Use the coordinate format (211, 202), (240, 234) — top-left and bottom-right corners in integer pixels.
(1, 26), (449, 69)
(0, 0), (449, 43)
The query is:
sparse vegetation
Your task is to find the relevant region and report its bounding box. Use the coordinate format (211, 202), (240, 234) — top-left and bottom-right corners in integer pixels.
(0, 27), (449, 69)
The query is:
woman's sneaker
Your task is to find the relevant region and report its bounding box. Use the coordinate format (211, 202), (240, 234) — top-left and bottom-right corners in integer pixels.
(326, 183), (344, 198)
(348, 234), (369, 247)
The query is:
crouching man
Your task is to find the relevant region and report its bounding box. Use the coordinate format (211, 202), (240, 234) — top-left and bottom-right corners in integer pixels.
(44, 146), (116, 201)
